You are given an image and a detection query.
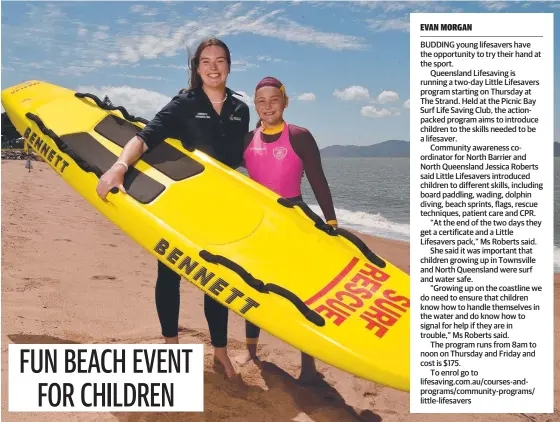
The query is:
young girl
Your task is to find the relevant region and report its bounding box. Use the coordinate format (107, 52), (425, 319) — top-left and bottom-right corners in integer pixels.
(239, 76), (338, 383)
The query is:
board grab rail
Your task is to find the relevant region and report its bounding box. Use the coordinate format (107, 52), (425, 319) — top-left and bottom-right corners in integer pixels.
(199, 250), (326, 327)
(277, 197), (387, 269)
(75, 92), (150, 125)
(25, 112), (107, 180)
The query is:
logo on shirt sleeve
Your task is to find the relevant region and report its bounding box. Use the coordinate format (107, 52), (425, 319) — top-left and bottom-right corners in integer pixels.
(273, 147), (287, 160)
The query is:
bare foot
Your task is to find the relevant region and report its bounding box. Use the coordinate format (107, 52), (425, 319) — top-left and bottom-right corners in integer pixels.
(214, 347), (236, 379)
(235, 351), (252, 366)
(163, 336), (179, 344)
(235, 343), (258, 366)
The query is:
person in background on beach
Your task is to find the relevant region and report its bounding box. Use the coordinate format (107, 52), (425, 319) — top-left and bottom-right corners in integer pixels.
(237, 76), (338, 384)
(95, 37), (249, 379)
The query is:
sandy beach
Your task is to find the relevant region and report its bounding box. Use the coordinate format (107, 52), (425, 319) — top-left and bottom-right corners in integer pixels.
(1, 159), (558, 422)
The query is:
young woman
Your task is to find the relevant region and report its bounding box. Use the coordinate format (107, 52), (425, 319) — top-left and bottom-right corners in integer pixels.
(238, 76), (338, 384)
(96, 38), (249, 379)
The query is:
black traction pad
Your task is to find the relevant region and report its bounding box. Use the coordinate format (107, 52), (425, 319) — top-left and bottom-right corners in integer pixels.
(94, 115), (205, 181)
(59, 132), (165, 204)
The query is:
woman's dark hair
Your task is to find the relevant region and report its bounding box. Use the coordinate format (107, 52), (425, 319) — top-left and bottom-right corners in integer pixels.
(187, 37), (231, 90)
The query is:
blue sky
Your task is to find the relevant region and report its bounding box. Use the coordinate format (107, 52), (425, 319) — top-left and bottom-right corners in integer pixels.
(2, 1), (559, 147)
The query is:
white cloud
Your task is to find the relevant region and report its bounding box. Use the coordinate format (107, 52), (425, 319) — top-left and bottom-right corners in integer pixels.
(93, 31), (109, 41)
(376, 90), (400, 104)
(16, 3), (68, 50)
(4, 3), (365, 80)
(358, 1), (456, 13)
(334, 86), (369, 101)
(362, 2), (409, 12)
(150, 63), (188, 70)
(116, 74), (164, 81)
(231, 60), (259, 72)
(270, 16), (365, 51)
(360, 105), (394, 118)
(112, 4), (367, 64)
(44, 3), (64, 19)
(257, 55), (286, 63)
(480, 2), (510, 11)
(404, 99), (410, 109)
(367, 18), (410, 33)
(234, 90), (254, 108)
(224, 2), (244, 18)
(297, 93), (316, 101)
(74, 85), (171, 120)
(361, 1), (462, 33)
(27, 62), (49, 69)
(130, 4), (158, 17)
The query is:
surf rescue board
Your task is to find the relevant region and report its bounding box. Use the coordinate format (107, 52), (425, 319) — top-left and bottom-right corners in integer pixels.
(1, 80), (410, 391)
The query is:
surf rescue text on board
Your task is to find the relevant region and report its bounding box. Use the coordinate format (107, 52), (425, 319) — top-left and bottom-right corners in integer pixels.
(307, 259), (409, 338)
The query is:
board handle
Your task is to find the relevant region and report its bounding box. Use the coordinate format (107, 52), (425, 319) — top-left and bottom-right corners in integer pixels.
(75, 92), (149, 125)
(277, 197), (387, 269)
(199, 250), (326, 327)
(25, 112), (104, 179)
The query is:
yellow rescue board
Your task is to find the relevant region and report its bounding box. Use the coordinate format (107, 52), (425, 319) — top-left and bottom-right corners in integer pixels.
(2, 80), (410, 391)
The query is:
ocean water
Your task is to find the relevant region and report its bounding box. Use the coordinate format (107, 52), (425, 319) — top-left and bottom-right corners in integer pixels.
(242, 157), (560, 270)
(237, 157), (410, 241)
(300, 157), (410, 241)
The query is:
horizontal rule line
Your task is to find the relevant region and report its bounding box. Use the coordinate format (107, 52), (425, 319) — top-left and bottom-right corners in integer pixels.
(420, 36), (543, 38)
